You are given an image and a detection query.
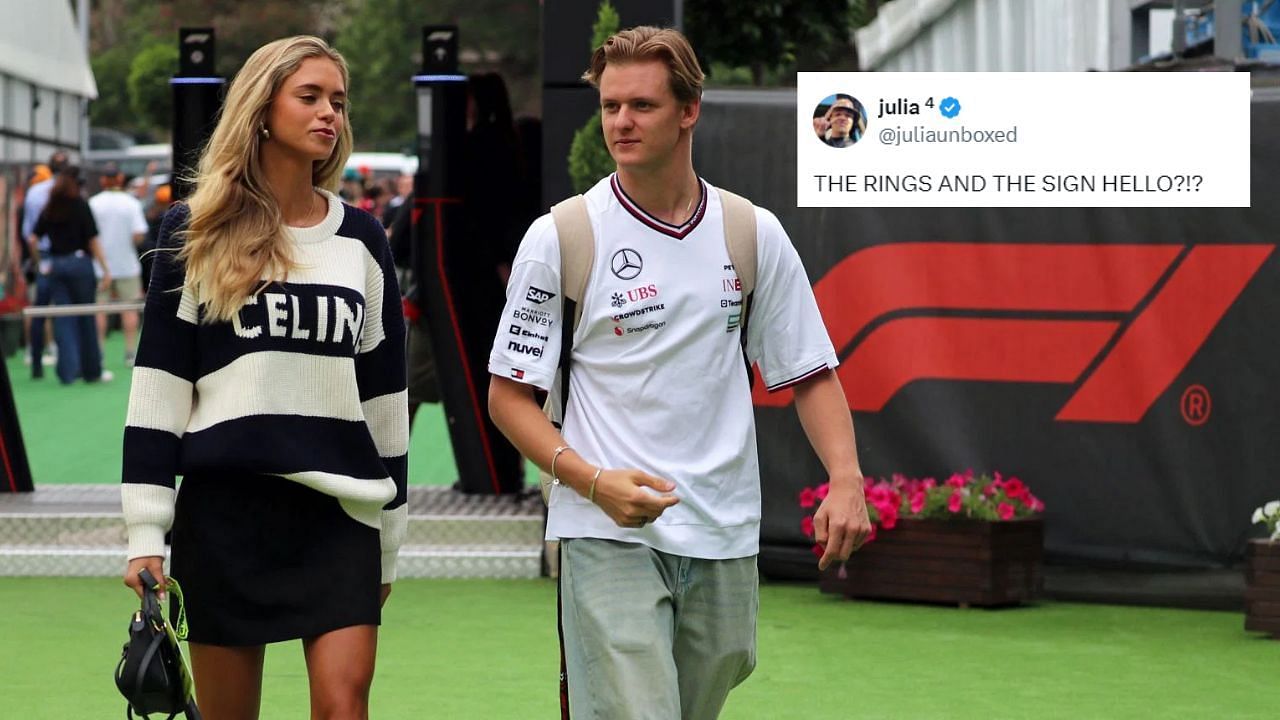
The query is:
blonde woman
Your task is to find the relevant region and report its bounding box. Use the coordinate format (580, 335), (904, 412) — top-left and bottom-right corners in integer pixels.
(121, 36), (407, 719)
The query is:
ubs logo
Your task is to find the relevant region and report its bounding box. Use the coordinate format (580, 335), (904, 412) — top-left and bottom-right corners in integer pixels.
(611, 249), (643, 280)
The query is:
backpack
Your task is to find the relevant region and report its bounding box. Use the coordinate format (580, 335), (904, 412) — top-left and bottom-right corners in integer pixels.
(536, 188), (758, 501)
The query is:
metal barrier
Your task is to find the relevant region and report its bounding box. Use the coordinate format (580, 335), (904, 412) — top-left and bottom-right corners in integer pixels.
(22, 301), (145, 319)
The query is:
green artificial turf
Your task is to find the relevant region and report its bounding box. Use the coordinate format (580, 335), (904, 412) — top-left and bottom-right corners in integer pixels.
(0, 577), (1274, 719)
(3, 332), (465, 486)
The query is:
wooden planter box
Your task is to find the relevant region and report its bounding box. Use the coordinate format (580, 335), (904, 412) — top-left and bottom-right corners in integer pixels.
(1245, 540), (1280, 638)
(819, 518), (1044, 607)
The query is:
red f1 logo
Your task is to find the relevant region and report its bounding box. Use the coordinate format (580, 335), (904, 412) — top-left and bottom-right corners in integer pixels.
(753, 243), (1273, 423)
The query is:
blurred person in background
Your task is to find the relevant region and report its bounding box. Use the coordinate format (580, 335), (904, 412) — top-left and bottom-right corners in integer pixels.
(465, 72), (526, 285)
(18, 163), (54, 375)
(139, 184), (172, 292)
(21, 152), (72, 378)
(89, 164), (148, 365)
(29, 166), (112, 384)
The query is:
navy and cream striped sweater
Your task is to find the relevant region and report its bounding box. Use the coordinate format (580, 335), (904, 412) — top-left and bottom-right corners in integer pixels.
(122, 190), (409, 582)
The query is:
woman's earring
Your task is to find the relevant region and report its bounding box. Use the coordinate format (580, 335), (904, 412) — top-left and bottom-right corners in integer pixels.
(259, 122), (270, 140)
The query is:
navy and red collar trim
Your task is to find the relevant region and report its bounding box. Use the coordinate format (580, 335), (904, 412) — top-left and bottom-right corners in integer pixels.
(610, 174), (708, 240)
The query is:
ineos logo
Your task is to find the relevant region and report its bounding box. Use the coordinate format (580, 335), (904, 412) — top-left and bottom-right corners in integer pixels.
(611, 249), (643, 280)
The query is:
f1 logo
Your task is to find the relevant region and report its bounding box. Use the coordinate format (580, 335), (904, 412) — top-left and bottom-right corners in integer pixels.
(753, 243), (1274, 423)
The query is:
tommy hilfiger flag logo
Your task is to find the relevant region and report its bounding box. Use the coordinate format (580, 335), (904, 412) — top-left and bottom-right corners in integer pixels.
(511, 368), (525, 379)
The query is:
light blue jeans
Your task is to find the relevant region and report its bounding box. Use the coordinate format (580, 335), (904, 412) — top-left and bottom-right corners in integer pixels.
(560, 538), (758, 720)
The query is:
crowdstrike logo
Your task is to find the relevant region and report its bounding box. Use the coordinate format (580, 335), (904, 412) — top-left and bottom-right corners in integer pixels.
(752, 242), (1274, 424)
(611, 249), (643, 280)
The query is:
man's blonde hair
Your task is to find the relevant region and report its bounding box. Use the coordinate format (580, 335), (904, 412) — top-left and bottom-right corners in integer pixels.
(582, 26), (705, 104)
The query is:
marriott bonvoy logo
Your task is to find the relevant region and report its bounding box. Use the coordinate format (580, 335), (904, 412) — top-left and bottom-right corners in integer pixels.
(753, 242), (1274, 424)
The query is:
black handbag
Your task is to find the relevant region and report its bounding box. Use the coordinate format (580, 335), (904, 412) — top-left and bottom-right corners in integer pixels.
(114, 568), (201, 720)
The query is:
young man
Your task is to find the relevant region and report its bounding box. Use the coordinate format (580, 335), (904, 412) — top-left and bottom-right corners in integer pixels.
(824, 95), (862, 147)
(487, 26), (871, 719)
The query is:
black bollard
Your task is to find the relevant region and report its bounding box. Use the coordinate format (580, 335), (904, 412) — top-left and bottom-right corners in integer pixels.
(170, 28), (224, 202)
(412, 26), (524, 495)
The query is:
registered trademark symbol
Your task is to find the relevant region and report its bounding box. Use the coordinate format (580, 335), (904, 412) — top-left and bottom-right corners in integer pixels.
(1180, 385), (1211, 426)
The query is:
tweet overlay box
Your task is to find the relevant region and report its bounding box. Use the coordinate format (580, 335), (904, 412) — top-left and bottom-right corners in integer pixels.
(798, 72), (1251, 208)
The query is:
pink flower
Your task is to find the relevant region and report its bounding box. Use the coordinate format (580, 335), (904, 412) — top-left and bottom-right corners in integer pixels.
(815, 482), (830, 501)
(811, 543), (825, 559)
(799, 487), (817, 508)
(801, 515), (815, 537)
(1026, 494), (1045, 512)
(866, 524), (878, 543)
(880, 506), (899, 530)
(909, 491), (926, 514)
(1003, 479), (1027, 500)
(946, 473), (967, 489)
(948, 491), (964, 513)
(983, 484), (998, 498)
(993, 471), (1003, 483)
(997, 502), (1016, 520)
(921, 478), (937, 490)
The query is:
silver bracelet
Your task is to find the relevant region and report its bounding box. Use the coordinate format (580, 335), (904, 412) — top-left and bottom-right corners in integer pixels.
(550, 445), (571, 487)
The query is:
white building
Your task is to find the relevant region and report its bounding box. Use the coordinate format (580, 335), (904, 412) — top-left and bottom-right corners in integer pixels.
(855, 0), (1228, 72)
(0, 1), (97, 165)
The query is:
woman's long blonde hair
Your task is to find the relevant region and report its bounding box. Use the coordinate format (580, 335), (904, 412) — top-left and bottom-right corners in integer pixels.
(178, 36), (353, 323)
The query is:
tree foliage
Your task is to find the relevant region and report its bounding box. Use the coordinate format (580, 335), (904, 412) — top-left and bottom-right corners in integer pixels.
(686, 0), (885, 84)
(568, 0), (619, 193)
(87, 0), (539, 148)
(128, 43), (179, 135)
(335, 0), (540, 151)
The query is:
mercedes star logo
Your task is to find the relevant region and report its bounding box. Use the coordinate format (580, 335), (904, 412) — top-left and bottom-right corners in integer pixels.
(611, 249), (643, 280)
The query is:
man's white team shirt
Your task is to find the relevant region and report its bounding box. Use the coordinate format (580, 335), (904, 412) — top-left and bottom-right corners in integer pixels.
(489, 175), (836, 559)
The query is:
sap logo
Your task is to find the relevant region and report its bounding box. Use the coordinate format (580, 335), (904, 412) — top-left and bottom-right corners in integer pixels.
(626, 284), (659, 302)
(722, 278), (742, 292)
(507, 341), (544, 358)
(526, 286), (556, 304)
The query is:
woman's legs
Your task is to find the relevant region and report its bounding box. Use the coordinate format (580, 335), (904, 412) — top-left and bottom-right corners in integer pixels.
(189, 643), (265, 720)
(64, 257), (102, 380)
(303, 625), (378, 720)
(47, 259), (78, 384)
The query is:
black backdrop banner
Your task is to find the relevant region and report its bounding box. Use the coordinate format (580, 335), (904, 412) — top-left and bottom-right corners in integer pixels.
(694, 88), (1280, 570)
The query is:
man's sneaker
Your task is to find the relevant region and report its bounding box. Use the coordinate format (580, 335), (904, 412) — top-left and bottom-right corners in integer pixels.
(96, 369), (115, 383)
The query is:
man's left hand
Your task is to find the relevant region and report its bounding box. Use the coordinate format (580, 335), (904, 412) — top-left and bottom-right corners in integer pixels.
(812, 475), (871, 571)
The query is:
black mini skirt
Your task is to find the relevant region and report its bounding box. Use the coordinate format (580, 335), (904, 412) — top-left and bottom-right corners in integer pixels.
(170, 472), (382, 646)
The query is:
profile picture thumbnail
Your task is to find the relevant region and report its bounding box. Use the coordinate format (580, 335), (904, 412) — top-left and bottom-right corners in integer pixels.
(813, 94), (867, 148)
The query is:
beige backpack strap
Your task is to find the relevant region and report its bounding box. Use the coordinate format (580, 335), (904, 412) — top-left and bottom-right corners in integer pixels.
(550, 195), (594, 331)
(717, 187), (757, 320)
(540, 195), (596, 504)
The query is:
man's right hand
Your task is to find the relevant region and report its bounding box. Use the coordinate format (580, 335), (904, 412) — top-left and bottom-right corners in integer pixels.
(123, 556), (167, 599)
(590, 469), (680, 528)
